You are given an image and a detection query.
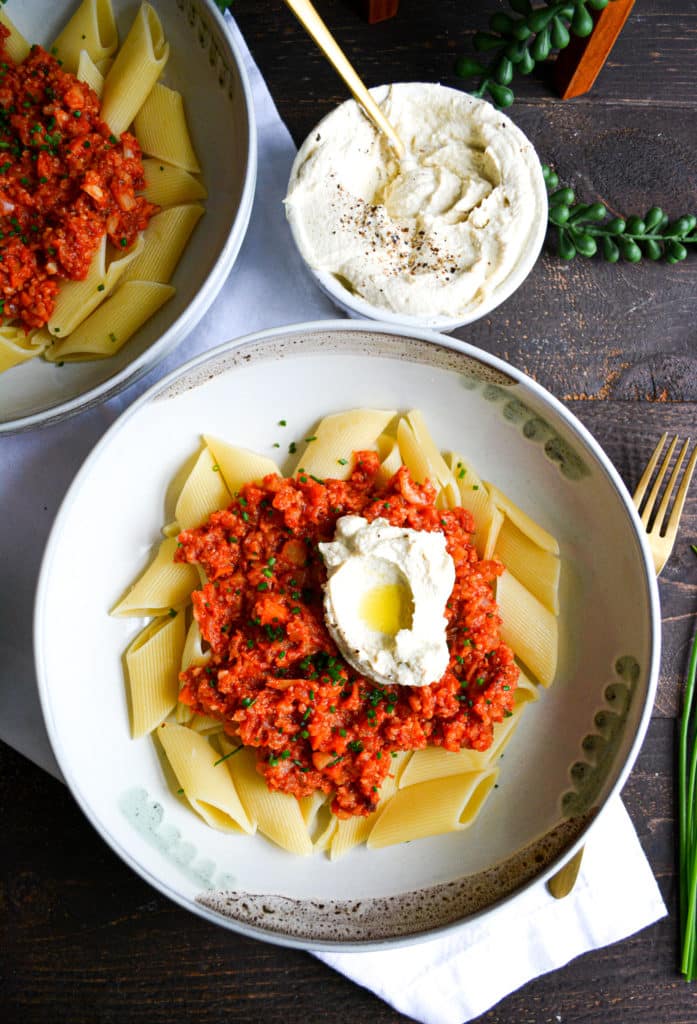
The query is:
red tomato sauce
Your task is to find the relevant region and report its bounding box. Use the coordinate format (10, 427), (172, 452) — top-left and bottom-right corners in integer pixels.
(0, 28), (157, 330)
(176, 453), (519, 818)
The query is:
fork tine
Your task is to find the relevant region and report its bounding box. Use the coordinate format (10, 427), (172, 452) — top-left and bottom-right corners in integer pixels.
(640, 434), (678, 527)
(663, 441), (697, 543)
(633, 432), (667, 509)
(654, 438), (690, 535)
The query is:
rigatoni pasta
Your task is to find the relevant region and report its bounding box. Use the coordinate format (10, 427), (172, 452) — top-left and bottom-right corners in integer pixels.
(116, 410), (562, 857)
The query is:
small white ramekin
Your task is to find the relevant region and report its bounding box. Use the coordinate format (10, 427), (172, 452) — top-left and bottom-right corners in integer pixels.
(286, 85), (548, 333)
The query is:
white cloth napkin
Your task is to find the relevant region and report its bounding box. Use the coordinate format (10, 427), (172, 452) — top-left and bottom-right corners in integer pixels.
(0, 13), (666, 1024)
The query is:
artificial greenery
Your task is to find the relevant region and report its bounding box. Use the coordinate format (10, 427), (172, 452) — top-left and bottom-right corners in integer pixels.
(455, 0), (614, 108)
(543, 165), (697, 263)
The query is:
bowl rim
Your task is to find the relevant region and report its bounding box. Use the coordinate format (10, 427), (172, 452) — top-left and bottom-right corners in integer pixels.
(34, 319), (662, 951)
(285, 83), (549, 332)
(0, 0), (258, 436)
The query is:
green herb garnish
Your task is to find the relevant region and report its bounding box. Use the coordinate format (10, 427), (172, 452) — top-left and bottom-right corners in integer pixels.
(213, 745), (243, 766)
(679, 550), (697, 980)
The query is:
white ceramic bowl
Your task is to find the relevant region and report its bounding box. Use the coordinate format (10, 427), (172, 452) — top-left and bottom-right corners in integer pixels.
(286, 85), (548, 333)
(0, 0), (256, 434)
(35, 321), (660, 951)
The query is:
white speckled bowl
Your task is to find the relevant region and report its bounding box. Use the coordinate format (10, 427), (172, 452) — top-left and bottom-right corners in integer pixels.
(35, 321), (660, 951)
(286, 85), (548, 333)
(0, 0), (256, 434)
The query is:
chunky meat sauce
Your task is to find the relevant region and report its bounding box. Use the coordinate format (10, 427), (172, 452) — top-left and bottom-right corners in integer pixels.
(176, 452), (519, 818)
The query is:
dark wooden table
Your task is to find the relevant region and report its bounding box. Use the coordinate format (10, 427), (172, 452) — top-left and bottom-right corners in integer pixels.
(4, 2), (697, 1021)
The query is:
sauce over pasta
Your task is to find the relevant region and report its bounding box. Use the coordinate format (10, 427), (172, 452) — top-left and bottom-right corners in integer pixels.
(0, 28), (156, 330)
(176, 452), (519, 818)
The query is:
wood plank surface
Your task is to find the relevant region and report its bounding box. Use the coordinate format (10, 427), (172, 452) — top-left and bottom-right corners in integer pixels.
(4, 1), (697, 1022)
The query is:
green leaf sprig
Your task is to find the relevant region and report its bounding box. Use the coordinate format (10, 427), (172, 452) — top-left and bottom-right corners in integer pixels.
(455, 0), (613, 108)
(543, 165), (697, 263)
(679, 548), (697, 981)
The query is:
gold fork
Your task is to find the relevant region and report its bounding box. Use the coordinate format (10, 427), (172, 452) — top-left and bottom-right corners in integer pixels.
(548, 433), (697, 899)
(634, 434), (697, 574)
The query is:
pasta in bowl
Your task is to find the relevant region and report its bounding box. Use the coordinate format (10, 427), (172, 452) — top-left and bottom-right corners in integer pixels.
(35, 322), (660, 948)
(114, 408), (560, 858)
(0, 0), (255, 432)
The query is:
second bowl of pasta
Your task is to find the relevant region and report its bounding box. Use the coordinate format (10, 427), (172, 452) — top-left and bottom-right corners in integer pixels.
(0, 0), (256, 433)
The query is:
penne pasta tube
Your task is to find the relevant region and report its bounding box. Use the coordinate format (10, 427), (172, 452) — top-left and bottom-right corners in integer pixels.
(202, 437), (279, 497)
(141, 159), (208, 206)
(134, 83), (201, 173)
(100, 3), (169, 136)
(367, 769), (499, 848)
(76, 49), (105, 97)
(291, 408), (396, 479)
(485, 481), (560, 554)
(174, 445), (233, 531)
(0, 9), (30, 62)
(47, 234), (144, 338)
(330, 751), (410, 860)
(444, 451), (501, 559)
(126, 612), (185, 737)
(158, 723), (254, 834)
(44, 281), (175, 360)
(111, 536), (199, 617)
(404, 409), (460, 508)
(120, 205), (204, 285)
(375, 433), (403, 487)
(51, 0), (118, 74)
(0, 327), (50, 372)
(496, 569), (558, 687)
(224, 744), (313, 856)
(494, 516), (561, 614)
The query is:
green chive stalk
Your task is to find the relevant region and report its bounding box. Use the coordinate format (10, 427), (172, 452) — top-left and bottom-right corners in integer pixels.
(680, 621), (697, 980)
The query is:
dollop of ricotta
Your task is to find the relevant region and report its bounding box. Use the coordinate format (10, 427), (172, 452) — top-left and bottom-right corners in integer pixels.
(285, 82), (546, 320)
(318, 515), (455, 688)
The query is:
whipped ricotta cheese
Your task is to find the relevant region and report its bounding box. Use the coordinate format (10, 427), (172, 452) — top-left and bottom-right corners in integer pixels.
(285, 82), (546, 320)
(318, 515), (455, 688)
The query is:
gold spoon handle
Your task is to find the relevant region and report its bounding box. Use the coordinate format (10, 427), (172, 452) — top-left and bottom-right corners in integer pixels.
(283, 0), (404, 158)
(547, 846), (584, 899)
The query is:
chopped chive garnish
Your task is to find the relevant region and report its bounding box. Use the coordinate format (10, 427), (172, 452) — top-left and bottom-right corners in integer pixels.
(213, 746), (243, 766)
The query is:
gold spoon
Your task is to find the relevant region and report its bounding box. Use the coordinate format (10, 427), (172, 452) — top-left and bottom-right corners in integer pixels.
(283, 0), (405, 159)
